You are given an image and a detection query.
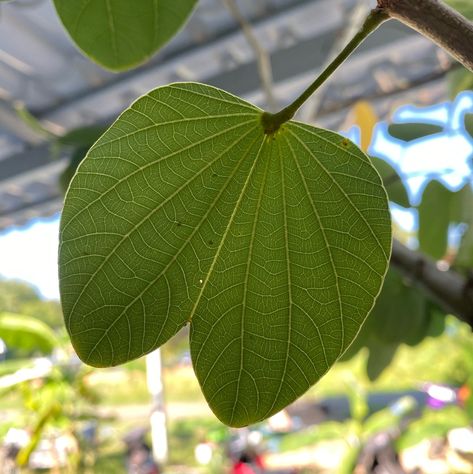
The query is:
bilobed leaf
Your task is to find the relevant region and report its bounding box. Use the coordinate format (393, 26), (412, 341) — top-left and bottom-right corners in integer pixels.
(53, 0), (197, 71)
(59, 82), (391, 427)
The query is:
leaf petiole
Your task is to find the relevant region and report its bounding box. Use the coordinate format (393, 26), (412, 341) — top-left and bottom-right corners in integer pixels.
(261, 8), (390, 133)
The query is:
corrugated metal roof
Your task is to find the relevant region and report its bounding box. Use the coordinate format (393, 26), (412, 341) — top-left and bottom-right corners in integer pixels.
(0, 0), (452, 231)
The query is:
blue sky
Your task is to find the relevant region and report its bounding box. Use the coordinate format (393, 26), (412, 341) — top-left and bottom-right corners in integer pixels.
(1, 92), (472, 301)
(0, 216), (60, 300)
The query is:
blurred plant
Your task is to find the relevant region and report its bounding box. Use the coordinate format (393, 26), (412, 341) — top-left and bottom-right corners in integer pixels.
(0, 313), (101, 471)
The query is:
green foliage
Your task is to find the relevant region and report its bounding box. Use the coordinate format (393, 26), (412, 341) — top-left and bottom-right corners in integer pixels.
(396, 405), (470, 451)
(342, 268), (447, 380)
(59, 82), (391, 426)
(57, 125), (109, 194)
(387, 123), (443, 142)
(53, 0), (197, 71)
(370, 157), (410, 207)
(57, 125), (109, 148)
(418, 181), (473, 261)
(0, 312), (59, 353)
(418, 181), (452, 259)
(449, 67), (473, 98)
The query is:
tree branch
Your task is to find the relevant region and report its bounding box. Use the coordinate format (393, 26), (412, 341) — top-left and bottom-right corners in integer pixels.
(377, 0), (473, 71)
(390, 239), (473, 327)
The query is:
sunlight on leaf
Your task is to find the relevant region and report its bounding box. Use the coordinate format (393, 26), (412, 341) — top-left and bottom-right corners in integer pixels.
(53, 0), (197, 71)
(59, 82), (391, 426)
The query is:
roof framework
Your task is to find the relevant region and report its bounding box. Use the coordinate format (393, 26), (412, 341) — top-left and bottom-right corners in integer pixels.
(0, 0), (451, 231)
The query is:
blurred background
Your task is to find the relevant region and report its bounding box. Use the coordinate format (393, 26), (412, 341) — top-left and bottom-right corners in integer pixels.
(1, 0), (473, 472)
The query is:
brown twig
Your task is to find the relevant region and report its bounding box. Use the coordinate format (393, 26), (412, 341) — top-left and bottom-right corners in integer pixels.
(377, 0), (473, 71)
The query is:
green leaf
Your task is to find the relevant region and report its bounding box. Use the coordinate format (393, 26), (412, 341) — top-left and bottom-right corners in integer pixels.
(448, 68), (473, 99)
(396, 406), (469, 451)
(388, 123), (442, 142)
(59, 146), (90, 195)
(53, 0), (197, 71)
(425, 302), (446, 338)
(457, 226), (473, 267)
(370, 157), (410, 207)
(418, 180), (451, 259)
(363, 396), (417, 438)
(59, 82), (391, 427)
(418, 181), (473, 261)
(366, 339), (399, 381)
(451, 183), (473, 266)
(445, 0), (473, 19)
(57, 125), (108, 148)
(369, 270), (426, 345)
(346, 381), (368, 422)
(464, 113), (473, 139)
(0, 313), (59, 353)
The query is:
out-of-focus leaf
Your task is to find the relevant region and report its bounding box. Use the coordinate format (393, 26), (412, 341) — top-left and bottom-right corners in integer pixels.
(14, 103), (56, 139)
(464, 113), (473, 139)
(388, 123), (442, 142)
(339, 441), (362, 474)
(418, 181), (473, 263)
(456, 227), (473, 267)
(57, 125), (107, 147)
(396, 406), (469, 451)
(0, 358), (35, 377)
(425, 302), (446, 338)
(364, 396), (417, 438)
(418, 180), (452, 259)
(366, 339), (399, 381)
(58, 126), (108, 194)
(346, 381), (368, 423)
(59, 146), (89, 194)
(450, 183), (473, 223)
(370, 270), (426, 345)
(370, 157), (410, 207)
(0, 313), (59, 353)
(448, 68), (473, 99)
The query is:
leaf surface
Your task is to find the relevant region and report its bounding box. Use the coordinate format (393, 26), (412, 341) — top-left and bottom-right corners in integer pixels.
(53, 0), (196, 71)
(59, 82), (391, 426)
